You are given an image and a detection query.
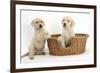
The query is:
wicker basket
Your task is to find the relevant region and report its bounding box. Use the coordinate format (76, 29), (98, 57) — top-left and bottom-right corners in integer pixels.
(47, 33), (89, 56)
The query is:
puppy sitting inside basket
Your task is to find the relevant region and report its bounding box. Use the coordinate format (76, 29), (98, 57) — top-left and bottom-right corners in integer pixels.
(47, 16), (89, 56)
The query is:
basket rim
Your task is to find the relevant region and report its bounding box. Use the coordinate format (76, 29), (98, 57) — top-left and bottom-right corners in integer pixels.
(48, 33), (89, 39)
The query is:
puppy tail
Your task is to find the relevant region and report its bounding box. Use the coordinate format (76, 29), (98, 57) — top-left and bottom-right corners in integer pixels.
(21, 52), (29, 58)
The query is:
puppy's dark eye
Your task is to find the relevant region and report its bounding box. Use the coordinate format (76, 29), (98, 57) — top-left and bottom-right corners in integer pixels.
(67, 20), (70, 22)
(40, 21), (43, 23)
(35, 21), (39, 23)
(63, 19), (65, 21)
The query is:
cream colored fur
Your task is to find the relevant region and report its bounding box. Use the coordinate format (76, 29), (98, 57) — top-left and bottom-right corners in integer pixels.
(58, 16), (75, 48)
(28, 18), (49, 59)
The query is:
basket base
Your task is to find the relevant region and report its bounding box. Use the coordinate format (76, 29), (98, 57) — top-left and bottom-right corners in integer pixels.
(49, 49), (86, 56)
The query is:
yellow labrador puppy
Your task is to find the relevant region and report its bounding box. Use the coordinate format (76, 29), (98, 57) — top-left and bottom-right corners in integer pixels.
(22, 18), (49, 59)
(58, 16), (75, 48)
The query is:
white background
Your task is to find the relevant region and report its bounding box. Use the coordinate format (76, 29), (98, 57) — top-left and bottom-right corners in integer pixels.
(0, 0), (100, 73)
(16, 5), (94, 68)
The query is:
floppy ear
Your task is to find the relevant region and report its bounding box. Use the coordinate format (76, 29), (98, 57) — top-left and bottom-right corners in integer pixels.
(61, 19), (64, 24)
(43, 21), (45, 26)
(61, 20), (63, 24)
(71, 19), (75, 27)
(31, 20), (34, 26)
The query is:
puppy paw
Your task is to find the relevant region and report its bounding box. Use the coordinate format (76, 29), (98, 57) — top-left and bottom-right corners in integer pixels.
(36, 52), (45, 55)
(38, 52), (46, 55)
(41, 52), (46, 55)
(30, 57), (34, 60)
(29, 55), (34, 60)
(29, 57), (34, 60)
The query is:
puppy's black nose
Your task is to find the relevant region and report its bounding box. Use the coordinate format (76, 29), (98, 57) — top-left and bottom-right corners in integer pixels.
(63, 23), (66, 27)
(39, 24), (42, 28)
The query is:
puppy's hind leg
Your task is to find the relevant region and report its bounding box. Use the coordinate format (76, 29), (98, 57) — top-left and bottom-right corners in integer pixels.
(41, 50), (46, 55)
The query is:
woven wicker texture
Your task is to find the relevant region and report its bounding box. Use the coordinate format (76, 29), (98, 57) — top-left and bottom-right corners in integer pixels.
(47, 33), (89, 56)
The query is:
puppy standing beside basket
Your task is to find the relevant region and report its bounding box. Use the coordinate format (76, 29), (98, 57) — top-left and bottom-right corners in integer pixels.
(21, 18), (50, 59)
